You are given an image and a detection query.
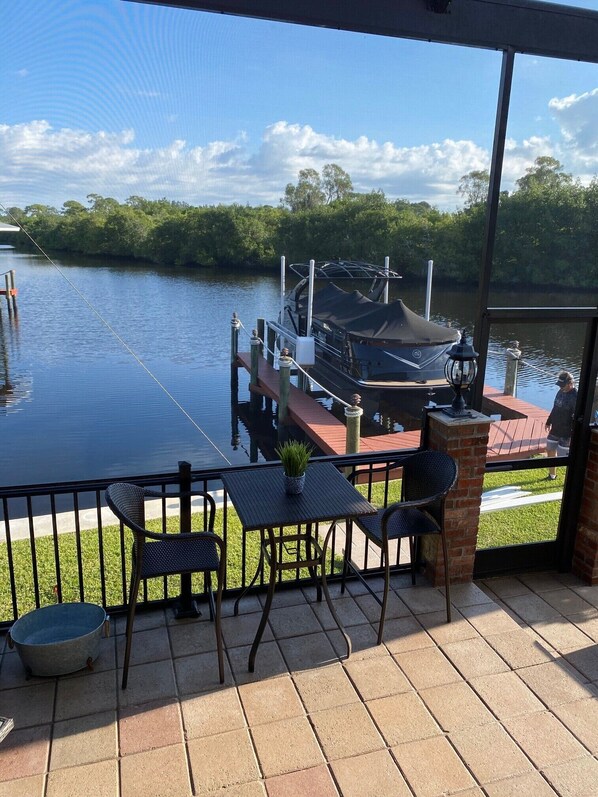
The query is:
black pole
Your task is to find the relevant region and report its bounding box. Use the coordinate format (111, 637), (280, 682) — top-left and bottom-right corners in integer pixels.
(174, 460), (201, 618)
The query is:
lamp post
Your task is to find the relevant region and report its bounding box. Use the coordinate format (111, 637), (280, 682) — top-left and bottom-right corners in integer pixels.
(442, 332), (479, 417)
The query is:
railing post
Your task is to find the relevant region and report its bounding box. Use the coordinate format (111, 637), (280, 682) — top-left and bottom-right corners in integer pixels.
(504, 340), (521, 396)
(278, 348), (292, 428)
(344, 394), (362, 454)
(174, 460), (200, 618)
(250, 328), (262, 412)
(230, 312), (240, 365)
(267, 325), (276, 367)
(257, 318), (265, 358)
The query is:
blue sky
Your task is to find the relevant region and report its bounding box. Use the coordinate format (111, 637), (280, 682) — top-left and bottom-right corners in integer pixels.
(2, 0), (598, 211)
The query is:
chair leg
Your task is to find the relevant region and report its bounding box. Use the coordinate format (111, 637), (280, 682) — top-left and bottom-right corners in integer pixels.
(215, 562), (225, 684)
(377, 539), (391, 645)
(205, 572), (215, 622)
(341, 520), (352, 595)
(122, 571), (141, 690)
(409, 536), (417, 585)
(440, 532), (452, 624)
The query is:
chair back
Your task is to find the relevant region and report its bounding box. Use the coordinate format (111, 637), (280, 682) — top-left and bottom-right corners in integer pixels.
(402, 450), (458, 523)
(105, 482), (147, 556)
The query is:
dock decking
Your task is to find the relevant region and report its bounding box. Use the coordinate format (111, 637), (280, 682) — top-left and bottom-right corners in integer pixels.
(236, 353), (548, 461)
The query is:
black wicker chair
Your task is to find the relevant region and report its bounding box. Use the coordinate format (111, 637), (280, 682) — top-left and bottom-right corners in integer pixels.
(341, 450), (458, 644)
(105, 482), (225, 689)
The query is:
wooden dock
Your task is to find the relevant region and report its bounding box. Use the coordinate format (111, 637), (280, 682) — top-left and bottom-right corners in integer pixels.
(236, 353), (548, 461)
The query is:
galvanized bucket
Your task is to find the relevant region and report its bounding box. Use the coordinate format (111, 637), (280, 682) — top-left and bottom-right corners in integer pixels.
(8, 603), (109, 677)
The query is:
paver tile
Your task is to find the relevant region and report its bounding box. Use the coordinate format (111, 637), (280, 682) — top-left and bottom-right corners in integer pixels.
(0, 683), (55, 730)
(344, 655), (411, 701)
(228, 641), (288, 684)
(367, 691), (441, 746)
(328, 624), (388, 661)
(570, 584), (598, 609)
(394, 646), (462, 690)
(217, 782), (266, 797)
(504, 711), (587, 768)
(482, 577), (532, 599)
(417, 608), (480, 645)
(251, 716), (324, 777)
(502, 594), (561, 625)
(443, 582), (495, 607)
(117, 659), (177, 709)
(120, 743), (191, 797)
(459, 603), (521, 636)
(311, 596), (370, 630)
(173, 650), (233, 695)
(419, 681), (495, 731)
(518, 572), (571, 593)
(181, 687), (246, 740)
(46, 759), (119, 797)
(188, 728), (260, 793)
(393, 735), (475, 797)
(0, 774), (45, 797)
(540, 589), (595, 617)
(168, 617), (219, 657)
(552, 697), (598, 755)
(239, 675), (304, 726)
(331, 749), (412, 797)
(517, 661), (596, 707)
(441, 637), (510, 678)
(450, 723), (533, 784)
(268, 604), (322, 639)
(484, 628), (556, 670)
(379, 615), (434, 654)
(470, 671), (545, 720)
(483, 771), (558, 796)
(564, 643), (598, 681)
(278, 632), (339, 671)
(119, 698), (183, 755)
(534, 618), (595, 655)
(542, 756), (598, 797)
(394, 586), (447, 614)
(50, 709), (117, 770)
(55, 670), (117, 720)
(310, 702), (385, 761)
(293, 663), (360, 712)
(354, 591), (411, 622)
(221, 613), (274, 648)
(117, 609), (166, 635)
(116, 626), (171, 668)
(0, 725), (51, 782)
(265, 764), (339, 797)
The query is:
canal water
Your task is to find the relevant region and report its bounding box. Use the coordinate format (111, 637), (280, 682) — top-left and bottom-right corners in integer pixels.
(0, 251), (591, 486)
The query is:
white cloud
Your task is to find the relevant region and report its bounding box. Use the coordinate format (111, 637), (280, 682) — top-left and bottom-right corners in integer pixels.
(1, 107), (597, 212)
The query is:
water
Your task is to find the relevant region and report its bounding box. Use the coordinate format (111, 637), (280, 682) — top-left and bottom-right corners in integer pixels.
(0, 251), (591, 486)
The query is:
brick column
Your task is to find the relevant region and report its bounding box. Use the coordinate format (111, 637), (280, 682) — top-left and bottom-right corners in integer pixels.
(419, 410), (492, 585)
(572, 428), (598, 584)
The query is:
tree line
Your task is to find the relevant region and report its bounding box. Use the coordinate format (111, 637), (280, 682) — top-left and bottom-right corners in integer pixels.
(2, 157), (597, 289)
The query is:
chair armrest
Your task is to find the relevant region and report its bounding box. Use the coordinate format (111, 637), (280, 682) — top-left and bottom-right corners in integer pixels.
(142, 489), (216, 528)
(140, 528), (225, 553)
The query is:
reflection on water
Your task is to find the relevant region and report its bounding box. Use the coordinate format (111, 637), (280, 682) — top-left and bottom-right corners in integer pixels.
(0, 251), (593, 485)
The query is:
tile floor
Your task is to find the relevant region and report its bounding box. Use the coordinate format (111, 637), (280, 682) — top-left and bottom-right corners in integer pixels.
(0, 571), (597, 796)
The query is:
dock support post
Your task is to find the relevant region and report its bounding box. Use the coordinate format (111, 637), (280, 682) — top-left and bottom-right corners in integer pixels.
(230, 312), (240, 365)
(344, 394), (362, 454)
(257, 318), (265, 358)
(504, 340), (521, 396)
(278, 348), (292, 429)
(10, 271), (17, 314)
(250, 329), (262, 412)
(4, 274), (11, 315)
(267, 325), (276, 367)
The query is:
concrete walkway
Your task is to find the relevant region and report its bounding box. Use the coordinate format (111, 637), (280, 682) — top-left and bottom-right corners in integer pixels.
(0, 571), (597, 796)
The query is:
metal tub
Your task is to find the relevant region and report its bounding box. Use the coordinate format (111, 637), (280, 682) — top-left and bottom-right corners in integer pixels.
(8, 603), (109, 677)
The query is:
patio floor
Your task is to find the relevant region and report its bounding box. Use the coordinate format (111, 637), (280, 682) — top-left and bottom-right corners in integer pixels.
(0, 571), (597, 797)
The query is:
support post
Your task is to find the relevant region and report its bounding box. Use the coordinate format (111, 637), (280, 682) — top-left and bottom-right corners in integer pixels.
(344, 394), (362, 454)
(174, 460), (200, 618)
(257, 318), (265, 358)
(383, 256), (390, 304)
(267, 325), (276, 366)
(9, 271), (17, 313)
(250, 328), (262, 412)
(230, 312), (240, 365)
(278, 348), (292, 428)
(4, 274), (11, 315)
(503, 340), (521, 397)
(424, 260), (433, 321)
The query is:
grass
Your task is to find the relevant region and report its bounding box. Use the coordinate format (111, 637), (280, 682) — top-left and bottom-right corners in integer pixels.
(0, 466), (564, 620)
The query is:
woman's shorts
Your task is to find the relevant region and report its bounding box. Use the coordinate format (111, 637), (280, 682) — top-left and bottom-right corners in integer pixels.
(546, 435), (570, 457)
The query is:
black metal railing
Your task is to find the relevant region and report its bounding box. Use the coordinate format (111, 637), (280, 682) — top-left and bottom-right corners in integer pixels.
(0, 450), (417, 629)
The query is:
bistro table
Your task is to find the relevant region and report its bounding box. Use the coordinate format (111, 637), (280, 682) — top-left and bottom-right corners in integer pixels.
(221, 461), (376, 671)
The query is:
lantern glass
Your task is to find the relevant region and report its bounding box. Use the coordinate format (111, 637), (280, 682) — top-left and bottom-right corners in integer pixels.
(442, 333), (479, 417)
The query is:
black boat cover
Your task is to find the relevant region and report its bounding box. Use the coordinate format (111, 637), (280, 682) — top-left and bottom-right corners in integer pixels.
(299, 283), (459, 345)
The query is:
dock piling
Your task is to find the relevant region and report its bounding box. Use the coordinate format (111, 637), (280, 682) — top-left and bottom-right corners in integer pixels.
(345, 394), (363, 454)
(278, 348), (292, 428)
(504, 340), (521, 396)
(250, 329), (262, 412)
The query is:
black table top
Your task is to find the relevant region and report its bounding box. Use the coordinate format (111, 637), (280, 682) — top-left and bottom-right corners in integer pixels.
(221, 462), (376, 531)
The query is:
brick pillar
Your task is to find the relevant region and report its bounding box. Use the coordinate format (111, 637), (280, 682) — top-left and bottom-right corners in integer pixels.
(572, 428), (598, 584)
(419, 410), (492, 585)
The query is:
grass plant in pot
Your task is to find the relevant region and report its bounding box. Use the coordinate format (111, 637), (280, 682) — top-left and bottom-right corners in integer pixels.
(275, 439), (314, 495)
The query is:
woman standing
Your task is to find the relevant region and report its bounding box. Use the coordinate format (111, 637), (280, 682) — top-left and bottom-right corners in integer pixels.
(545, 371), (577, 480)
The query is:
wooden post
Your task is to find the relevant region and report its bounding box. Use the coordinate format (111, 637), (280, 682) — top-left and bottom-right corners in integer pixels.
(278, 348), (292, 427)
(4, 274), (11, 315)
(267, 325), (276, 366)
(250, 329), (262, 412)
(504, 340), (521, 396)
(9, 271), (17, 313)
(257, 318), (265, 358)
(344, 394), (362, 454)
(174, 460), (200, 618)
(230, 312), (240, 365)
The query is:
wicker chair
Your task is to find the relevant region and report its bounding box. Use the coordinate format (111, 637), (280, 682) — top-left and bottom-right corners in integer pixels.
(105, 482), (225, 689)
(342, 450), (458, 644)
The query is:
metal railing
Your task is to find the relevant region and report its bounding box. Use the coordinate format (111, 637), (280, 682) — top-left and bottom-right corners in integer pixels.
(0, 451), (418, 629)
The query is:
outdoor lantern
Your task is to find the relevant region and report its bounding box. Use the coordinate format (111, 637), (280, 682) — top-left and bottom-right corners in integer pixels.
(443, 332), (479, 417)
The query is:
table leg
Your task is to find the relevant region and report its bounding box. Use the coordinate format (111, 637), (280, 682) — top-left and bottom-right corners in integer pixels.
(249, 528), (277, 672)
(306, 523), (322, 602)
(321, 522), (352, 660)
(234, 529), (265, 616)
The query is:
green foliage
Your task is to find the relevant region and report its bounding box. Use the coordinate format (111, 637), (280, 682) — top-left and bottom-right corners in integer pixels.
(275, 440), (314, 476)
(8, 155), (598, 289)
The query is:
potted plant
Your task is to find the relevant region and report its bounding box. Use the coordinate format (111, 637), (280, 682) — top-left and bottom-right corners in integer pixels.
(275, 439), (314, 494)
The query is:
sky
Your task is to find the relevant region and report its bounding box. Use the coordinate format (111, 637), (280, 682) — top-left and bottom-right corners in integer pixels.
(2, 0), (598, 212)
